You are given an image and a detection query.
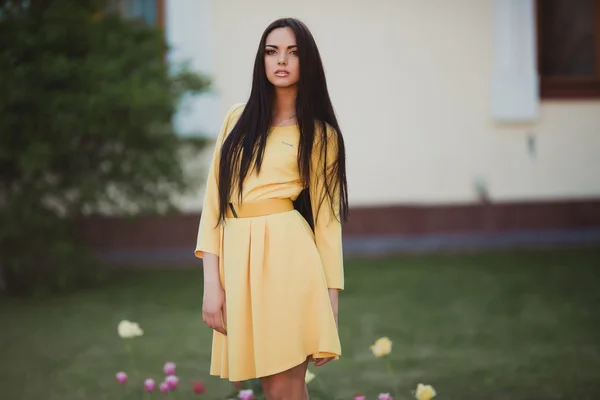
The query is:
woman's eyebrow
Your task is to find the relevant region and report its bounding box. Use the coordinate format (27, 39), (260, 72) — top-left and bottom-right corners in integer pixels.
(265, 44), (298, 49)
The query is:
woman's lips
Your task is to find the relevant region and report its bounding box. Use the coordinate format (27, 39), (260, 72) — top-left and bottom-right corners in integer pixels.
(275, 70), (289, 77)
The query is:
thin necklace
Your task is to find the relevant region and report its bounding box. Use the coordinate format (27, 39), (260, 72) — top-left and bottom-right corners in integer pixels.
(275, 114), (296, 127)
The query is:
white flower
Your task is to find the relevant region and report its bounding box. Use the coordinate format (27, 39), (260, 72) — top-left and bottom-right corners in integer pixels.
(305, 369), (315, 383)
(117, 320), (144, 338)
(415, 383), (437, 400)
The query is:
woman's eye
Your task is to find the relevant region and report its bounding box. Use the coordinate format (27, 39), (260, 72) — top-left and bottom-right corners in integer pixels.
(266, 50), (276, 55)
(290, 50), (298, 55)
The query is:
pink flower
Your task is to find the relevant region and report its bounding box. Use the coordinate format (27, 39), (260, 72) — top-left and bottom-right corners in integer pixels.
(116, 372), (127, 384)
(192, 380), (206, 394)
(159, 382), (169, 393)
(144, 378), (156, 392)
(164, 362), (176, 375)
(166, 375), (179, 390)
(354, 396), (366, 400)
(379, 393), (393, 400)
(238, 389), (254, 400)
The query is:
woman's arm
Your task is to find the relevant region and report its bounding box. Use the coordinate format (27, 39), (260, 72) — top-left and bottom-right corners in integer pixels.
(202, 253), (227, 335)
(196, 104), (244, 336)
(310, 124), (344, 369)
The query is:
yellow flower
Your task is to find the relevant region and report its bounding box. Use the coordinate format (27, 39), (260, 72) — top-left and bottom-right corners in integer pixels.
(370, 337), (392, 357)
(305, 369), (315, 384)
(118, 320), (144, 338)
(415, 383), (436, 400)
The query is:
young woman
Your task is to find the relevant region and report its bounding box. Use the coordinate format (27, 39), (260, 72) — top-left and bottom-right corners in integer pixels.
(195, 17), (349, 399)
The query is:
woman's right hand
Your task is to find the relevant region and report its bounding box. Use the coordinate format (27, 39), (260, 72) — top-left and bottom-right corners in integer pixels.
(201, 253), (227, 335)
(202, 282), (227, 335)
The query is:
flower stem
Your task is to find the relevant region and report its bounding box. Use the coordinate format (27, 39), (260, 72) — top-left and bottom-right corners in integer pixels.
(124, 340), (139, 377)
(385, 357), (400, 399)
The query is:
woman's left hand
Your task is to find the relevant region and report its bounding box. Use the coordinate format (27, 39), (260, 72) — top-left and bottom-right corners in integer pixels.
(313, 355), (335, 367)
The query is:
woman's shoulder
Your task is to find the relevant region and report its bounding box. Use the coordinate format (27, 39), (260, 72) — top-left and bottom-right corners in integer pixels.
(313, 120), (339, 143)
(225, 102), (246, 120)
(311, 121), (341, 162)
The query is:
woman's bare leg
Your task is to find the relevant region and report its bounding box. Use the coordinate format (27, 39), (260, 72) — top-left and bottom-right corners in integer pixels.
(260, 357), (310, 400)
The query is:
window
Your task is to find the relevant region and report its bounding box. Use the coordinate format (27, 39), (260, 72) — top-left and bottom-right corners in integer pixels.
(106, 0), (164, 27)
(536, 0), (600, 98)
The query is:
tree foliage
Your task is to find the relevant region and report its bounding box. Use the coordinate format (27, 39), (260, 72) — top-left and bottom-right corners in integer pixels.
(0, 0), (211, 295)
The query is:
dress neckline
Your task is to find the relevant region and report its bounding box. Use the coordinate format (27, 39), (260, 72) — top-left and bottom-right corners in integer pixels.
(270, 124), (298, 130)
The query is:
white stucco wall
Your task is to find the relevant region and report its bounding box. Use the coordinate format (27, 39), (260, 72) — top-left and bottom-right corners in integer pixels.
(169, 0), (600, 211)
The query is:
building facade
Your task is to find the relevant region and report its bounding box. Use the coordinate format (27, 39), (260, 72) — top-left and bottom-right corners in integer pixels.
(79, 0), (600, 263)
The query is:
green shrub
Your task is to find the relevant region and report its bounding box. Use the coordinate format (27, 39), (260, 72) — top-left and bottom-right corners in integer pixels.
(0, 0), (211, 295)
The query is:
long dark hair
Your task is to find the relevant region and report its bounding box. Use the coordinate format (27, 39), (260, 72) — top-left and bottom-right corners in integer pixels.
(217, 18), (348, 230)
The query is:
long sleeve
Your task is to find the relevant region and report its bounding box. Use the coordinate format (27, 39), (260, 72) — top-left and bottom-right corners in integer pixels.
(194, 104), (243, 259)
(310, 124), (344, 290)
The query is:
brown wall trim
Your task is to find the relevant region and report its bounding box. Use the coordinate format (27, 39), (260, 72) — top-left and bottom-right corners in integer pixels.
(75, 199), (600, 255)
(343, 199), (600, 236)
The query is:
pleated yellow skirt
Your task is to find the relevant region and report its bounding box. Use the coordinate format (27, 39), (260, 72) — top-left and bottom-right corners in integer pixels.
(210, 209), (341, 381)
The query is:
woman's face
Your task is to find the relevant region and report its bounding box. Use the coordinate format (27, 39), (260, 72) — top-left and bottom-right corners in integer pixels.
(264, 27), (300, 88)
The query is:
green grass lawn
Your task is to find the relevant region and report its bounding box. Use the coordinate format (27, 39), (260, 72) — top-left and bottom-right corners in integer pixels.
(1, 247), (599, 400)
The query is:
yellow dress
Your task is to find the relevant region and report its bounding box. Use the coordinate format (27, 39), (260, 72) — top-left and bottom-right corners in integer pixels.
(194, 103), (344, 382)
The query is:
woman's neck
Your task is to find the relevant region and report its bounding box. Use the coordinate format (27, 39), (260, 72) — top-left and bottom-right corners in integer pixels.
(272, 86), (297, 119)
